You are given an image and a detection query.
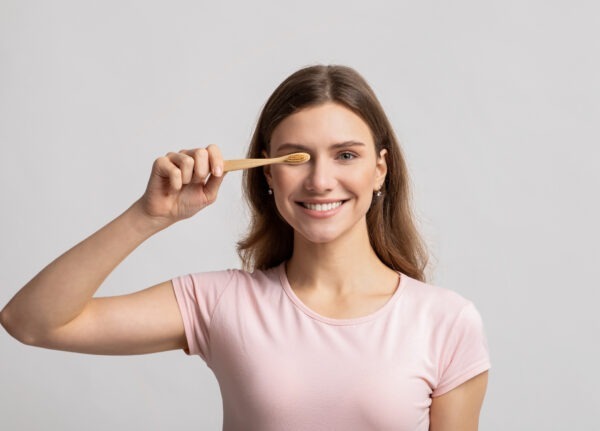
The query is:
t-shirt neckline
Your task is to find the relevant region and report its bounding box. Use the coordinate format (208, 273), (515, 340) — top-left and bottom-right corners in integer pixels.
(277, 261), (408, 326)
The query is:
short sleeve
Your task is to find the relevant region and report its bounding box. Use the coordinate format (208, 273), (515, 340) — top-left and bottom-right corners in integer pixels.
(171, 270), (233, 362)
(432, 301), (491, 397)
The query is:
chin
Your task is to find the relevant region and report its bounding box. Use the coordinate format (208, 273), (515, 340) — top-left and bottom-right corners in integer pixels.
(288, 216), (369, 247)
(295, 228), (346, 245)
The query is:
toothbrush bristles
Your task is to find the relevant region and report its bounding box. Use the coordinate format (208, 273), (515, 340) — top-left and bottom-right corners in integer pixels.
(285, 152), (310, 164)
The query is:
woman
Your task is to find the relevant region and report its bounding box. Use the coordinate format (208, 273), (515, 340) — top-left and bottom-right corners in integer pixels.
(1, 65), (490, 430)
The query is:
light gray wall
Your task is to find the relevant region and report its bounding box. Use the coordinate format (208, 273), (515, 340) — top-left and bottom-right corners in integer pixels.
(1, 1), (598, 429)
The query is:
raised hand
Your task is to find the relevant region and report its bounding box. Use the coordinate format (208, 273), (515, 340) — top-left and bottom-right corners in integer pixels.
(138, 145), (226, 226)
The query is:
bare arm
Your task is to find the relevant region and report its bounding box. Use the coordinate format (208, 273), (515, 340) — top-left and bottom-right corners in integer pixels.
(429, 371), (489, 431)
(0, 146), (225, 354)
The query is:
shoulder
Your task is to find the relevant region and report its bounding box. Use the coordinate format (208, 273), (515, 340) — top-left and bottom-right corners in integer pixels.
(396, 275), (488, 342)
(173, 263), (283, 293)
(400, 275), (475, 319)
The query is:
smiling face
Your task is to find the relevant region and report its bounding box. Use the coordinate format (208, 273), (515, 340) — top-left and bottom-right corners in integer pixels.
(264, 102), (387, 246)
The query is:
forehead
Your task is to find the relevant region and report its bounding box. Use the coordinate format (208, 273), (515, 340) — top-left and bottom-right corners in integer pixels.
(269, 102), (374, 152)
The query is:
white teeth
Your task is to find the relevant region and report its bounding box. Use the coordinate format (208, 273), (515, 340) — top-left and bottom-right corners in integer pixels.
(302, 201), (343, 211)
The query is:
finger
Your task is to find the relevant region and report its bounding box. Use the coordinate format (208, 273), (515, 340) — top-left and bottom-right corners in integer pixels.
(167, 151), (194, 185)
(206, 144), (224, 177)
(188, 148), (210, 183)
(153, 156), (182, 191)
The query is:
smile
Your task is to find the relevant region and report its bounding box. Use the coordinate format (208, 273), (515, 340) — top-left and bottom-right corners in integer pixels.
(299, 201), (345, 212)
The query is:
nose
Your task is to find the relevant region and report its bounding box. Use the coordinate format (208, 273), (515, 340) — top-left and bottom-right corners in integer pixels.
(303, 156), (337, 193)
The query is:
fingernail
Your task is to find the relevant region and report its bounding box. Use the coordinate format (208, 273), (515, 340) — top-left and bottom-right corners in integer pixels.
(214, 166), (222, 177)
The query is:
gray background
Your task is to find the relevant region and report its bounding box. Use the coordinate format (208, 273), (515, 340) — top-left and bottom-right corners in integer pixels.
(1, 1), (598, 429)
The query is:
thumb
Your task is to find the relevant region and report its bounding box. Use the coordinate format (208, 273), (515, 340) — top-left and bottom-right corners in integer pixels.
(203, 172), (227, 202)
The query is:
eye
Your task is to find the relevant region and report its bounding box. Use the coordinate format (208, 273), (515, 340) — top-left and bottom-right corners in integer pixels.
(338, 151), (357, 161)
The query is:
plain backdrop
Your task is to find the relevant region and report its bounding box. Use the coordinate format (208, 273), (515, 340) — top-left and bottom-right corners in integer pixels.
(1, 1), (598, 430)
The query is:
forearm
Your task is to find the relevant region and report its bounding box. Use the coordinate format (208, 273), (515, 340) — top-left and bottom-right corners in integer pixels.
(0, 199), (170, 341)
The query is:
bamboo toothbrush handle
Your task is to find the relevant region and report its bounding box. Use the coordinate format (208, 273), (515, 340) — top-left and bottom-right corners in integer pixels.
(222, 152), (309, 173)
(222, 158), (277, 172)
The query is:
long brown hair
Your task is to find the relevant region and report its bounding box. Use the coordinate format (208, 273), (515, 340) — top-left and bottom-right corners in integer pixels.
(236, 65), (429, 282)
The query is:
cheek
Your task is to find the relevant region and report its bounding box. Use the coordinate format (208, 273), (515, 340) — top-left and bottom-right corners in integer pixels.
(271, 166), (304, 190)
(351, 168), (377, 190)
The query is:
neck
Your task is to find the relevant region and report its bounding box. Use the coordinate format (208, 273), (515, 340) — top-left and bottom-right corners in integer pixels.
(286, 220), (391, 296)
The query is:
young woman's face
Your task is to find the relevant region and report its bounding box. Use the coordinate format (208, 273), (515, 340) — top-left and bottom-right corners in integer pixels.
(264, 102), (387, 245)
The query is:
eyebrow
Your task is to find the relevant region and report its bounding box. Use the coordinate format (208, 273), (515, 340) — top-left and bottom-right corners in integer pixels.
(274, 141), (366, 154)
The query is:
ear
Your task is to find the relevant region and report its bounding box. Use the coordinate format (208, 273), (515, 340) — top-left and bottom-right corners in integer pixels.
(263, 165), (272, 187)
(262, 150), (272, 187)
(374, 148), (388, 190)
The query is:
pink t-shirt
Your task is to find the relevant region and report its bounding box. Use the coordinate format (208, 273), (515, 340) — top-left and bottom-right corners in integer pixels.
(171, 262), (491, 430)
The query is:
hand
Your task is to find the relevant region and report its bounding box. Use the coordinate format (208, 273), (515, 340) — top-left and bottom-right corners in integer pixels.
(137, 145), (226, 226)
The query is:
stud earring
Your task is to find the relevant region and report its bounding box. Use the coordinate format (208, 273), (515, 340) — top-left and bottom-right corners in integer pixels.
(375, 189), (383, 197)
(268, 188), (273, 195)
